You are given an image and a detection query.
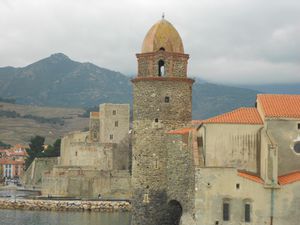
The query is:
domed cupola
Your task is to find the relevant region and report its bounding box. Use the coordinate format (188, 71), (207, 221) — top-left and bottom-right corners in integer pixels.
(135, 18), (190, 79)
(141, 19), (184, 54)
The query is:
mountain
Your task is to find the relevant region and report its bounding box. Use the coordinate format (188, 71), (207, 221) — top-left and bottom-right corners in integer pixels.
(0, 53), (260, 119)
(0, 53), (131, 107)
(193, 83), (258, 119)
(237, 84), (300, 95)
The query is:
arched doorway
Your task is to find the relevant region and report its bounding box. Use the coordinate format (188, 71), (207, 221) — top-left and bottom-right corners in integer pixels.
(166, 200), (183, 225)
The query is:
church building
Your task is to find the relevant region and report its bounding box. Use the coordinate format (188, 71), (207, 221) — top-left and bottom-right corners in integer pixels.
(131, 18), (300, 225)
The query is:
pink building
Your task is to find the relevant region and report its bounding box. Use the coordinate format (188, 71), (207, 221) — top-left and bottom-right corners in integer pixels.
(0, 144), (27, 178)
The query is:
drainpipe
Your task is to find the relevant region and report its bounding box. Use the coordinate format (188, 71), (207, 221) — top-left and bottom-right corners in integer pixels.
(270, 178), (275, 225)
(203, 124), (207, 166)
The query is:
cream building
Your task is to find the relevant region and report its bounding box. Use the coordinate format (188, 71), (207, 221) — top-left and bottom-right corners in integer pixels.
(168, 94), (300, 225)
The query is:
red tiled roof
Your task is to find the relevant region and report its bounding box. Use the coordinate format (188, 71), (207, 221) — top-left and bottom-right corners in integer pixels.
(167, 127), (194, 135)
(90, 112), (100, 117)
(238, 171), (264, 184)
(278, 171), (300, 185)
(192, 120), (203, 125)
(257, 94), (300, 118)
(0, 159), (25, 165)
(201, 108), (263, 125)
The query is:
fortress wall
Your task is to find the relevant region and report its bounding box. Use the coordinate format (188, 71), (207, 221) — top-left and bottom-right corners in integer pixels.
(22, 157), (58, 188)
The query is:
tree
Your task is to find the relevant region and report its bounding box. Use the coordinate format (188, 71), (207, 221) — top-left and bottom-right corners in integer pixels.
(44, 139), (61, 157)
(0, 141), (11, 148)
(25, 136), (45, 170)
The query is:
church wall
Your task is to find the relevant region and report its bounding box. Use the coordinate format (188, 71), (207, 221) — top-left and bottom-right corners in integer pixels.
(265, 119), (300, 175)
(260, 128), (272, 183)
(199, 124), (262, 173)
(166, 133), (195, 217)
(194, 167), (300, 225)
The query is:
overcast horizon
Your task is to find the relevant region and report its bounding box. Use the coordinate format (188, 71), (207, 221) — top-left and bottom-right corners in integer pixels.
(1, 0), (299, 85)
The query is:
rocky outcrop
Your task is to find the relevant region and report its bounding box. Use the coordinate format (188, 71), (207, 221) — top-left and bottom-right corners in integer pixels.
(0, 199), (131, 212)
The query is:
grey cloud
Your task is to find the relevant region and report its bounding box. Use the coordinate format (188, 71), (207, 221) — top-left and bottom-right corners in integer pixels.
(0, 0), (299, 84)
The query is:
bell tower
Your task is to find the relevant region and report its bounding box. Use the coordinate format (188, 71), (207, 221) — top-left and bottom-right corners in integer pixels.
(131, 18), (194, 225)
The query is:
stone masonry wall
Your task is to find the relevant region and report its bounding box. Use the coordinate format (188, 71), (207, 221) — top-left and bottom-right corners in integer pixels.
(132, 78), (193, 225)
(99, 104), (130, 144)
(22, 157), (58, 188)
(166, 133), (195, 222)
(137, 52), (189, 78)
(137, 51), (189, 77)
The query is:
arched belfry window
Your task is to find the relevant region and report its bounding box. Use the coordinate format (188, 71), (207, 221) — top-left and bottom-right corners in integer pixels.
(158, 60), (165, 76)
(159, 47), (165, 51)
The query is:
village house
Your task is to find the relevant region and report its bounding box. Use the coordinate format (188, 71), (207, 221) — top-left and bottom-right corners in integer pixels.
(0, 144), (27, 179)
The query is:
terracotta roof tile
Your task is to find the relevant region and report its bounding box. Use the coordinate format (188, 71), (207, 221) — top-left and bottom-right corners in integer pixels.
(278, 171), (300, 185)
(167, 127), (194, 135)
(257, 94), (300, 118)
(90, 112), (100, 117)
(192, 120), (203, 125)
(201, 108), (263, 125)
(238, 171), (264, 184)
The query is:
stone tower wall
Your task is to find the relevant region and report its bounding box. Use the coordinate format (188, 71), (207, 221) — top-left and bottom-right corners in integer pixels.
(99, 104), (130, 144)
(89, 112), (100, 142)
(132, 19), (194, 225)
(132, 78), (193, 225)
(137, 52), (189, 78)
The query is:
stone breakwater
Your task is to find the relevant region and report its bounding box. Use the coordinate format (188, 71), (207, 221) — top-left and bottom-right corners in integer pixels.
(0, 199), (131, 212)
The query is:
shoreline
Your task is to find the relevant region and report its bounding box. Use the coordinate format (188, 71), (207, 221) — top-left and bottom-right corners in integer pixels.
(0, 199), (131, 212)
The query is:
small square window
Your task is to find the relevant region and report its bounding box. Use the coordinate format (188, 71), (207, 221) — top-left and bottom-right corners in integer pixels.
(112, 110), (116, 115)
(154, 118), (159, 123)
(165, 96), (170, 103)
(115, 121), (118, 127)
(236, 183), (240, 189)
(110, 134), (114, 140)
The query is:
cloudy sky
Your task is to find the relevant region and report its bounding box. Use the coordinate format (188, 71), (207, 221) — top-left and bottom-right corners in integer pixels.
(0, 0), (299, 84)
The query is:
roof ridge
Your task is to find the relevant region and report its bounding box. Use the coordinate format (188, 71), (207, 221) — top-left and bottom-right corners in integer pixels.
(202, 107), (263, 125)
(257, 94), (300, 118)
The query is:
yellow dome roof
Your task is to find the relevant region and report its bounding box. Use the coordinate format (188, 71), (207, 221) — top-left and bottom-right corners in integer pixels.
(141, 19), (184, 53)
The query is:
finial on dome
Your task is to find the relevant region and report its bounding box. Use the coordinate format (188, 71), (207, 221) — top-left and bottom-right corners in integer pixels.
(162, 12), (165, 19)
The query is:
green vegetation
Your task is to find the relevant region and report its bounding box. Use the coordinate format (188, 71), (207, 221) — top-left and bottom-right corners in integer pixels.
(0, 140), (11, 148)
(0, 110), (64, 125)
(0, 97), (16, 104)
(25, 136), (61, 169)
(44, 139), (61, 157)
(25, 136), (46, 169)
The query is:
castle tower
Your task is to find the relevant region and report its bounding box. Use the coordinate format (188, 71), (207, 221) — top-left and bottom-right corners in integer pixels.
(131, 18), (194, 225)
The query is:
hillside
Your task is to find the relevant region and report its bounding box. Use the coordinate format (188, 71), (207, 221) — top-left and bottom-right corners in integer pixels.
(0, 53), (262, 120)
(0, 53), (131, 107)
(0, 102), (88, 145)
